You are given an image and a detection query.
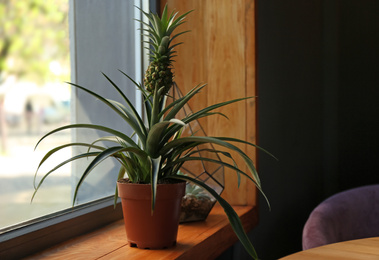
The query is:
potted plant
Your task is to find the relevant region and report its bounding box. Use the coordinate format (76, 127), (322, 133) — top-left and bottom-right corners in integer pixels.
(32, 4), (273, 259)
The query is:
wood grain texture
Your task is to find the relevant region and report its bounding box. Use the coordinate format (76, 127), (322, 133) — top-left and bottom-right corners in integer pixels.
(163, 0), (258, 206)
(280, 237), (379, 260)
(26, 205), (258, 260)
(245, 0), (258, 206)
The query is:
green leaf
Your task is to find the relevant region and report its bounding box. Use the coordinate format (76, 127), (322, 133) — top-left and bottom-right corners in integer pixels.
(183, 97), (252, 126)
(164, 156), (254, 190)
(102, 72), (147, 138)
(66, 81), (146, 143)
(107, 99), (146, 146)
(183, 148), (240, 187)
(163, 83), (207, 121)
(117, 154), (137, 182)
(150, 156), (161, 213)
(152, 13), (164, 38)
(166, 9), (194, 36)
(88, 136), (121, 150)
(160, 136), (269, 205)
(35, 124), (139, 151)
(72, 146), (130, 205)
(32, 152), (100, 203)
(170, 30), (191, 43)
(167, 41), (184, 51)
(167, 175), (259, 260)
(217, 137), (278, 161)
(146, 119), (185, 158)
(150, 85), (161, 127)
(34, 142), (105, 189)
(114, 166), (126, 208)
(118, 69), (147, 96)
(160, 4), (169, 30)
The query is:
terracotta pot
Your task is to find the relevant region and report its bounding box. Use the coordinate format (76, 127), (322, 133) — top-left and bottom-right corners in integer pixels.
(117, 180), (186, 249)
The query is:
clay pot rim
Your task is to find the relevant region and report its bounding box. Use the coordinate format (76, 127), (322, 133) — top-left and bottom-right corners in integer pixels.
(117, 179), (186, 200)
(117, 179), (186, 186)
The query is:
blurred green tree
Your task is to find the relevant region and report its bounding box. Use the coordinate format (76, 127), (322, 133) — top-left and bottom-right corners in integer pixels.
(0, 0), (69, 153)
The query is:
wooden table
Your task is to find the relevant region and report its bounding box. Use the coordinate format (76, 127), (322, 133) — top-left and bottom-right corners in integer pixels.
(280, 237), (379, 260)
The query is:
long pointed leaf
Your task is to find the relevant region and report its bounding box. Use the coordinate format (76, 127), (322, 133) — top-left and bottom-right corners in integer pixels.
(34, 142), (105, 189)
(183, 148), (240, 187)
(183, 97), (252, 126)
(89, 136), (123, 150)
(32, 152), (100, 203)
(161, 136), (261, 188)
(146, 119), (185, 157)
(167, 175), (258, 260)
(107, 99), (146, 145)
(66, 82), (140, 137)
(114, 166), (126, 208)
(150, 156), (161, 214)
(216, 137), (278, 161)
(159, 83), (203, 117)
(118, 70), (147, 97)
(170, 30), (191, 43)
(102, 72), (147, 139)
(163, 84), (207, 121)
(160, 4), (169, 29)
(35, 124), (139, 150)
(150, 85), (160, 127)
(165, 155), (269, 208)
(166, 10), (194, 35)
(72, 146), (128, 205)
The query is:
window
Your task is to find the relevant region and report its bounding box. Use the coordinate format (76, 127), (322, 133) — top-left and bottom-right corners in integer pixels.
(0, 1), (152, 258)
(0, 0), (72, 230)
(70, 0), (144, 205)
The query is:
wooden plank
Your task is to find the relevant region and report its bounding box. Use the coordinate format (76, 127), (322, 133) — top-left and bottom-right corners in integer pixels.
(244, 0), (258, 206)
(203, 0), (247, 206)
(24, 221), (127, 260)
(163, 0), (257, 207)
(101, 205), (258, 260)
(164, 0), (208, 130)
(26, 205), (258, 259)
(0, 203), (123, 260)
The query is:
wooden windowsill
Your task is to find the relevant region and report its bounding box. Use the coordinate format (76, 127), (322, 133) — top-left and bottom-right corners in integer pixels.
(27, 205), (258, 259)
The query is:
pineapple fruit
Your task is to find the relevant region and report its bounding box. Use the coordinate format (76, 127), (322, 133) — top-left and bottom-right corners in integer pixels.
(142, 5), (192, 96)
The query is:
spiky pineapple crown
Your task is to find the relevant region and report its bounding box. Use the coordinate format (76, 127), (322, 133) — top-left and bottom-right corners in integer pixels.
(141, 5), (192, 95)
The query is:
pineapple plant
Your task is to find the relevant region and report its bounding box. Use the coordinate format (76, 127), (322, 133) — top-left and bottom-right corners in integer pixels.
(33, 4), (274, 259)
(142, 5), (191, 96)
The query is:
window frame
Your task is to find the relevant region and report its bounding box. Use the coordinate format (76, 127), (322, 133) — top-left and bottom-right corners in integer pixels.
(0, 197), (122, 259)
(0, 1), (156, 258)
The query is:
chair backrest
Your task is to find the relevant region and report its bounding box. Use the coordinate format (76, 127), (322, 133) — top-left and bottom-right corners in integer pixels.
(302, 184), (379, 250)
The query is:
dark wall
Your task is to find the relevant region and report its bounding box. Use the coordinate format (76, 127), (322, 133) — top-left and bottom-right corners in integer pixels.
(250, 0), (379, 259)
(338, 1), (379, 191)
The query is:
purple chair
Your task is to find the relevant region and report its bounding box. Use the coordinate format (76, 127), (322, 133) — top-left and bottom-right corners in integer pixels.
(302, 184), (379, 250)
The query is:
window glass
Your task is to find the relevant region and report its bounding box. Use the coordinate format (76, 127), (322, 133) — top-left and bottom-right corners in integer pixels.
(0, 0), (71, 229)
(70, 0), (140, 204)
(0, 0), (142, 230)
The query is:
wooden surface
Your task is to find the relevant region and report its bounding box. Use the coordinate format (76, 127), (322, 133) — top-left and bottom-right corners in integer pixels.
(26, 205), (258, 259)
(163, 0), (258, 206)
(280, 237), (379, 260)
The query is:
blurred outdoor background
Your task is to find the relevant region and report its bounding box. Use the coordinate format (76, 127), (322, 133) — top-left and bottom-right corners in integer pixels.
(0, 0), (71, 229)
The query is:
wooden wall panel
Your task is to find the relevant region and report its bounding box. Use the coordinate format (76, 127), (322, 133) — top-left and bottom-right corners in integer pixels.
(162, 0), (257, 206)
(245, 0), (258, 205)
